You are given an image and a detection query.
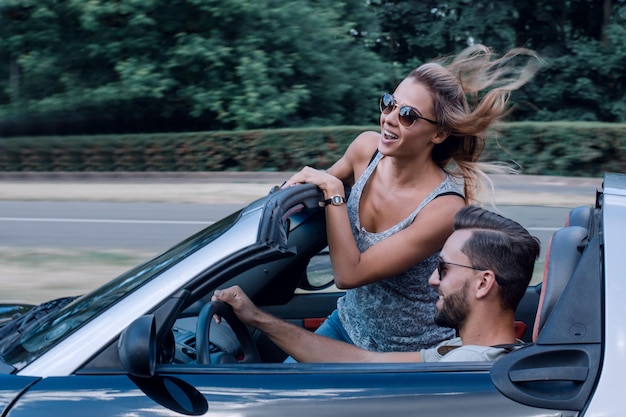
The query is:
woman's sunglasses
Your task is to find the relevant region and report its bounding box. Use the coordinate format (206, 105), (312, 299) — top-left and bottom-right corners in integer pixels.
(379, 93), (438, 127)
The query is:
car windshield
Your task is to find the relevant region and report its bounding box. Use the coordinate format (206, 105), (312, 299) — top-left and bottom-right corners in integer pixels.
(0, 210), (241, 371)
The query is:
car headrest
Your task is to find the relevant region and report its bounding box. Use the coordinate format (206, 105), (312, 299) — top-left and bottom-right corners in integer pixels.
(532, 225), (588, 342)
(565, 205), (593, 228)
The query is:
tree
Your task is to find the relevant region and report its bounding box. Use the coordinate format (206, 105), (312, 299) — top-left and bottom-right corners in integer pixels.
(369, 0), (626, 123)
(0, 0), (389, 134)
(514, 0), (626, 122)
(369, 1), (518, 76)
(1, 1), (625, 134)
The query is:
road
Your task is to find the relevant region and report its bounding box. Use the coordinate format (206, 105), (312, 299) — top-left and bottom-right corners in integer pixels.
(0, 170), (602, 250)
(0, 172), (602, 304)
(0, 201), (569, 251)
(0, 201), (241, 250)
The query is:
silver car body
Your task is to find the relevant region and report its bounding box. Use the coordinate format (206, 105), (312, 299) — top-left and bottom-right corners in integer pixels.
(583, 173), (626, 416)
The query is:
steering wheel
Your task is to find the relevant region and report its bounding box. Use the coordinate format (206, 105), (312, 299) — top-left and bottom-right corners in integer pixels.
(195, 300), (261, 364)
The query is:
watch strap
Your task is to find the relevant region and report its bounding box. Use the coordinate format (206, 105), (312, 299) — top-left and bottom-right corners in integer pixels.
(319, 195), (346, 207)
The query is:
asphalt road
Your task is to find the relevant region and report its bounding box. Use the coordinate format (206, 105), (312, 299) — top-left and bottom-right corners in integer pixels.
(0, 200), (569, 256)
(0, 172), (602, 303)
(0, 201), (240, 250)
(0, 171), (601, 252)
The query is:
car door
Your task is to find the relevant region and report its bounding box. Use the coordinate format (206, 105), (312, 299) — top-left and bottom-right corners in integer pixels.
(7, 363), (565, 417)
(6, 224), (602, 417)
(0, 374), (39, 416)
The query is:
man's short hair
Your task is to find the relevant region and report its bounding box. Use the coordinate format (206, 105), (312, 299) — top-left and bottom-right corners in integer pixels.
(453, 206), (541, 311)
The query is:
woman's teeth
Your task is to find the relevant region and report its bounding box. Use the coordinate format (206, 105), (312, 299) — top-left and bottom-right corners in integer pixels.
(383, 130), (398, 140)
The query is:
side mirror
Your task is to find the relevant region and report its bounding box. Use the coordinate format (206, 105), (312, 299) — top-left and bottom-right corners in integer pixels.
(118, 314), (156, 377)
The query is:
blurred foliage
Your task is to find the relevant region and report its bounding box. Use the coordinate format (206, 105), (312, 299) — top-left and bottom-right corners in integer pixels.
(0, 126), (364, 171)
(482, 121), (626, 176)
(0, 0), (388, 134)
(1, 122), (625, 177)
(369, 0), (626, 123)
(0, 1), (625, 137)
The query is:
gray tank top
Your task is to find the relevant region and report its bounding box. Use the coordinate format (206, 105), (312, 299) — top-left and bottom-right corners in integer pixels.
(337, 151), (462, 352)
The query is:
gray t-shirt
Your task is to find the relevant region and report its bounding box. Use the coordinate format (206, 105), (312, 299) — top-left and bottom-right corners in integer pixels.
(337, 152), (463, 352)
(420, 337), (514, 362)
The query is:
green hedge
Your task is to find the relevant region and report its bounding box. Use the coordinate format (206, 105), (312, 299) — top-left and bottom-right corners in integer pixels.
(481, 122), (626, 177)
(0, 127), (361, 172)
(1, 122), (625, 176)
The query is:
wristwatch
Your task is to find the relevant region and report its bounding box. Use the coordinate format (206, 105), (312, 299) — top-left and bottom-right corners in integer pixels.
(319, 195), (346, 207)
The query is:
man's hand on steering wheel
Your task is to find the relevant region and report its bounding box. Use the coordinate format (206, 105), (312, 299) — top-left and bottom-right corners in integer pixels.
(196, 298), (260, 364)
(212, 285), (260, 327)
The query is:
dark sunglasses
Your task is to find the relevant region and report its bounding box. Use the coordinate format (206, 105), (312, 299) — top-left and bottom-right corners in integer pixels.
(436, 257), (507, 286)
(379, 93), (438, 127)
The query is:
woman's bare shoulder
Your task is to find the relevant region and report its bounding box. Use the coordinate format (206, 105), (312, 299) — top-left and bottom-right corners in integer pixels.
(346, 131), (380, 162)
(328, 131), (380, 184)
(352, 130), (380, 148)
(341, 131), (379, 179)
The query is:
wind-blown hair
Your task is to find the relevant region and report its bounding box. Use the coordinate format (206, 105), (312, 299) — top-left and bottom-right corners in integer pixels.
(454, 205), (541, 311)
(408, 45), (543, 203)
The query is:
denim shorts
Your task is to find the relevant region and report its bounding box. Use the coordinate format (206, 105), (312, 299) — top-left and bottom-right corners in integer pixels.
(283, 309), (354, 363)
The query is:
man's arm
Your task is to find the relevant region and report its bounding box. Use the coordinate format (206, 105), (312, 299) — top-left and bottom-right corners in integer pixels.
(213, 286), (422, 363)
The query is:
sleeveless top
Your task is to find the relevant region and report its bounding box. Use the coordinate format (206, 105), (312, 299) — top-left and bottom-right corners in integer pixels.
(337, 151), (463, 352)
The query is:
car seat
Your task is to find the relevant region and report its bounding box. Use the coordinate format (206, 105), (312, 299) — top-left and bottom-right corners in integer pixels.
(532, 206), (593, 342)
(531, 224), (589, 342)
(565, 205), (593, 229)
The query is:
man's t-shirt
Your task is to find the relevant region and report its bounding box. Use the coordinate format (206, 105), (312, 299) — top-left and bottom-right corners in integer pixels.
(420, 337), (511, 362)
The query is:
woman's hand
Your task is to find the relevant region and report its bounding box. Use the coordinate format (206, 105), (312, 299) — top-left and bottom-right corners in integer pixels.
(283, 166), (344, 198)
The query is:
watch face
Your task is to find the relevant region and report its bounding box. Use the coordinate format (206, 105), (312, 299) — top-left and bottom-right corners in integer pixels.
(332, 195), (343, 205)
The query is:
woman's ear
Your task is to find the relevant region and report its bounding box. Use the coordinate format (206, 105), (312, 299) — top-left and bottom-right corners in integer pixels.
(431, 128), (450, 144)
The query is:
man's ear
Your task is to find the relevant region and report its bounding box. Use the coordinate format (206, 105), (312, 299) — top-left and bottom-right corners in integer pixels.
(475, 271), (497, 300)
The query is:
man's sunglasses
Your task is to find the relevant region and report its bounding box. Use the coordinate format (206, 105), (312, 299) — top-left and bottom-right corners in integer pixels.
(379, 93), (438, 127)
(436, 257), (507, 286)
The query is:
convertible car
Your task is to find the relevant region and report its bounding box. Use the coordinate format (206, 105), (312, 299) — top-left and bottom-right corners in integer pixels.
(0, 172), (622, 416)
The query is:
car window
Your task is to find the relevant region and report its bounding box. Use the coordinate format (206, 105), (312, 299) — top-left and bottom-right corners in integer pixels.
(304, 248), (334, 289)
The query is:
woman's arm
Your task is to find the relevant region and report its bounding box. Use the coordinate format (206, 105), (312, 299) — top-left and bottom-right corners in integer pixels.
(328, 195), (463, 288)
(283, 131), (463, 289)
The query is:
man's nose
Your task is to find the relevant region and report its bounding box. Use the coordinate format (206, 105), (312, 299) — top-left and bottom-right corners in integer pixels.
(428, 269), (439, 286)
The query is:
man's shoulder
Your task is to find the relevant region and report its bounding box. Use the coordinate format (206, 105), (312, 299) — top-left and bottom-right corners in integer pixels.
(420, 338), (512, 362)
(420, 337), (462, 362)
(439, 344), (510, 362)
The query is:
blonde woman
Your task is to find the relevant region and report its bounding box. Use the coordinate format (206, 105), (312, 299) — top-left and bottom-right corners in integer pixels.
(284, 45), (542, 355)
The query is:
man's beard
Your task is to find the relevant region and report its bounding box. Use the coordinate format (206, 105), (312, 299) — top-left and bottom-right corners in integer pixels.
(434, 281), (470, 329)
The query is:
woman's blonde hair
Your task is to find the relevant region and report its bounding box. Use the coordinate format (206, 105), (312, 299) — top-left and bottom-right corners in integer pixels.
(409, 45), (543, 203)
